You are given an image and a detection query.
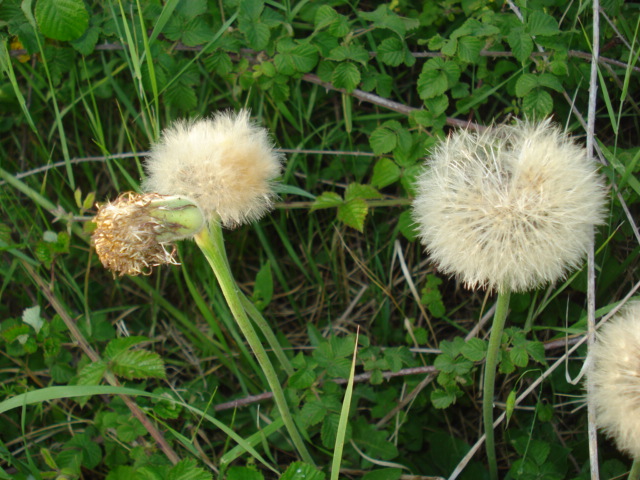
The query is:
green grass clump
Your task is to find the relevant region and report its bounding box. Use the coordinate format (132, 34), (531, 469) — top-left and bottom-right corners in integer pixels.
(1, 1), (639, 479)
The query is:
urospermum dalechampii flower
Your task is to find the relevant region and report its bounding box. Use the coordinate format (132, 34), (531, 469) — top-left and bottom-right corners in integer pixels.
(92, 193), (204, 276)
(412, 118), (607, 293)
(142, 109), (283, 228)
(587, 301), (640, 460)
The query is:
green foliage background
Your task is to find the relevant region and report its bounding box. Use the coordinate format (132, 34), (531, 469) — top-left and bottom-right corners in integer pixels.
(1, 0), (639, 479)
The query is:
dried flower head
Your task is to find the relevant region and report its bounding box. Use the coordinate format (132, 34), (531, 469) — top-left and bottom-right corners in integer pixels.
(92, 192), (204, 276)
(587, 301), (640, 458)
(142, 110), (283, 228)
(412, 119), (607, 292)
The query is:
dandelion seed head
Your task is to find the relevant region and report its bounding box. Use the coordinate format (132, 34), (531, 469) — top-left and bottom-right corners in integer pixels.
(92, 192), (181, 276)
(412, 119), (607, 292)
(588, 301), (640, 458)
(142, 110), (283, 228)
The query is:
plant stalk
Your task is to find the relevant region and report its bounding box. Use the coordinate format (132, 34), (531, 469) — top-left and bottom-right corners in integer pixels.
(195, 222), (314, 465)
(629, 459), (640, 480)
(483, 290), (511, 480)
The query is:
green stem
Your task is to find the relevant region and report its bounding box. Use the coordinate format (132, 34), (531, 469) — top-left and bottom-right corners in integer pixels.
(483, 290), (511, 480)
(240, 292), (294, 376)
(195, 222), (314, 465)
(629, 459), (640, 480)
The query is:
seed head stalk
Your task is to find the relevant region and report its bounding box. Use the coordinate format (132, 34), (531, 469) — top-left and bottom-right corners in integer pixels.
(483, 290), (511, 480)
(195, 220), (313, 465)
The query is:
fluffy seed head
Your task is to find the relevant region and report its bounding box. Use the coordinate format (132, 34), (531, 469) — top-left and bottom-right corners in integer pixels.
(142, 110), (283, 228)
(587, 301), (640, 458)
(92, 192), (203, 276)
(412, 119), (607, 292)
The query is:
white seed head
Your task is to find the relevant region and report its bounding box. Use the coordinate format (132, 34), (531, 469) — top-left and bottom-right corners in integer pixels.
(142, 110), (283, 228)
(412, 119), (607, 292)
(587, 301), (640, 458)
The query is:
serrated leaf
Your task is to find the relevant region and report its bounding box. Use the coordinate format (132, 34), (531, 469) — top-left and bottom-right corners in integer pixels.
(527, 11), (559, 36)
(70, 26), (100, 55)
(359, 5), (409, 38)
(507, 28), (533, 63)
(168, 458), (212, 480)
(164, 82), (197, 111)
(537, 73), (563, 92)
(332, 62), (360, 93)
(457, 36), (483, 63)
(510, 345), (529, 368)
(337, 198), (369, 232)
(377, 37), (405, 66)
(398, 210), (418, 242)
(370, 125), (397, 154)
(328, 44), (369, 64)
(417, 69), (448, 99)
(354, 428), (398, 460)
(280, 463), (325, 480)
(289, 368), (316, 389)
(460, 338), (487, 362)
(525, 341), (546, 364)
(110, 350), (166, 380)
(424, 94), (449, 116)
(321, 414), (341, 449)
(35, 0), (88, 41)
(314, 5), (339, 30)
(431, 388), (456, 409)
(345, 183), (382, 201)
(515, 73), (539, 97)
(522, 89), (553, 118)
(104, 336), (148, 359)
(311, 192), (343, 211)
(371, 158), (401, 188)
(227, 466), (263, 480)
(182, 17), (213, 46)
(290, 43), (319, 72)
(77, 361), (107, 385)
(245, 22), (270, 50)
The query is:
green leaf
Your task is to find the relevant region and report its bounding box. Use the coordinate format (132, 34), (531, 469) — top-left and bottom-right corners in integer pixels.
(311, 192), (343, 211)
(371, 158), (401, 188)
(460, 338), (487, 362)
(227, 466), (263, 480)
(289, 368), (316, 389)
(370, 125), (398, 154)
(110, 350), (166, 380)
(507, 28), (533, 63)
(537, 73), (563, 92)
(252, 261), (273, 311)
(522, 89), (553, 118)
(527, 11), (559, 36)
(321, 414), (343, 449)
(431, 389), (456, 408)
(510, 344), (528, 368)
(417, 68), (448, 99)
(245, 22), (270, 50)
(525, 341), (546, 364)
(362, 469), (402, 480)
(353, 427), (398, 460)
(505, 389), (517, 426)
(104, 336), (148, 359)
(332, 62), (360, 93)
(345, 183), (382, 201)
(328, 44), (369, 64)
(457, 36), (483, 63)
(35, 0), (88, 41)
(314, 5), (339, 30)
(182, 17), (213, 47)
(167, 458), (212, 480)
(165, 82), (197, 111)
(280, 463), (325, 480)
(398, 210), (418, 242)
(515, 73), (539, 97)
(70, 26), (100, 55)
(377, 37), (405, 67)
(338, 198), (369, 232)
(77, 361), (107, 385)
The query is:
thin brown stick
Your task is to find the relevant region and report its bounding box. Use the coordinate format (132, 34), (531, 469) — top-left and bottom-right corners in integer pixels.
(20, 261), (181, 466)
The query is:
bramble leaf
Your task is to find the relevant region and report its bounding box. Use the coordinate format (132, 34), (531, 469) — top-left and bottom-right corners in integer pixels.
(35, 0), (88, 41)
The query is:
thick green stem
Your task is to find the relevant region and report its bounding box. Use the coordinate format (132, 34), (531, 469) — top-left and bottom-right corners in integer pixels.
(483, 291), (511, 480)
(195, 222), (314, 465)
(629, 459), (640, 480)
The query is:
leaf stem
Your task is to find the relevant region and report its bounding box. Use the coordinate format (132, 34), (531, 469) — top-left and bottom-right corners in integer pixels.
(483, 290), (511, 480)
(195, 222), (314, 465)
